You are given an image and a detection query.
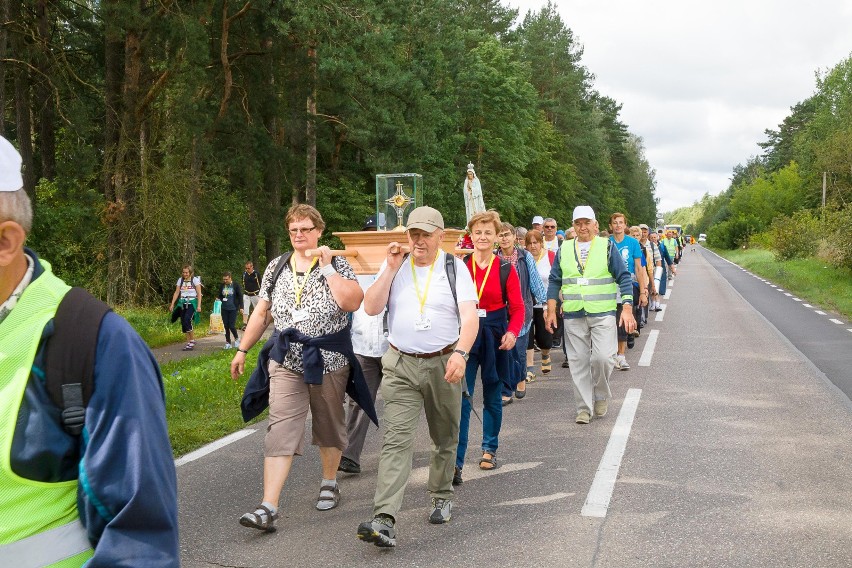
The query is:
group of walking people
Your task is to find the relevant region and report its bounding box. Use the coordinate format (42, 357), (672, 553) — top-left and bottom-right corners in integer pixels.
(226, 199), (669, 549)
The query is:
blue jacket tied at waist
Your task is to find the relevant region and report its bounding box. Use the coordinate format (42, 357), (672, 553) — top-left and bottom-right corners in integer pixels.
(241, 324), (379, 426)
(470, 307), (510, 386)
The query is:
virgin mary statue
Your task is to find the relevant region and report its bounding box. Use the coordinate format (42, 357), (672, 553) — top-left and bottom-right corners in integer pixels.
(462, 162), (485, 222)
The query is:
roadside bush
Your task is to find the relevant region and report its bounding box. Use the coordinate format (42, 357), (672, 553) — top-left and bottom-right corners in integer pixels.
(819, 207), (852, 269)
(770, 210), (822, 260)
(707, 215), (762, 249)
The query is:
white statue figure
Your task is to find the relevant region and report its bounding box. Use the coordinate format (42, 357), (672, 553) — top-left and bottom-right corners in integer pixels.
(463, 162), (485, 222)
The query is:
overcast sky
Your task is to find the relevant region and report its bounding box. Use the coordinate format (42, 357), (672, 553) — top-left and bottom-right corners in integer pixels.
(508, 0), (852, 213)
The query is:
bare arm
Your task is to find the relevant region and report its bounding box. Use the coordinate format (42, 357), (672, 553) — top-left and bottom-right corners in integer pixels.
(169, 286), (180, 311)
(230, 298), (271, 380)
(194, 282), (202, 312)
(443, 300), (479, 383)
(364, 242), (406, 315)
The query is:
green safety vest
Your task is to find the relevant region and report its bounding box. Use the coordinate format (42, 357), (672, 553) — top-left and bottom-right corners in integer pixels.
(0, 260), (95, 566)
(663, 237), (678, 252)
(559, 237), (618, 316)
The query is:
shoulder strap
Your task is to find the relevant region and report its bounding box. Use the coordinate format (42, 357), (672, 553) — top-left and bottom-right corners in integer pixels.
(500, 260), (511, 306)
(445, 252), (457, 306)
(44, 287), (111, 436)
(266, 252), (294, 298)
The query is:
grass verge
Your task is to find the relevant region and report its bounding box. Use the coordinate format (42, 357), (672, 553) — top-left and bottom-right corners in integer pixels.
(161, 348), (265, 457)
(714, 247), (852, 320)
(116, 306), (213, 348)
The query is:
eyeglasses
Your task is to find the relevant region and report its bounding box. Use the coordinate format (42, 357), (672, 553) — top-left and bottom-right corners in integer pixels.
(498, 232), (513, 238)
(288, 226), (316, 235)
(543, 225), (556, 229)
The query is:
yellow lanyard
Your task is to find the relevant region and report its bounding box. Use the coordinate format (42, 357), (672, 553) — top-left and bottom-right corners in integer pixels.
(290, 255), (318, 308)
(536, 250), (546, 263)
(411, 251), (440, 314)
(574, 238), (596, 274)
(473, 255), (496, 302)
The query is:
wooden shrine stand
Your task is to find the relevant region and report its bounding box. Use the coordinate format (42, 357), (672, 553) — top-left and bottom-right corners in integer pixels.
(332, 229), (466, 275)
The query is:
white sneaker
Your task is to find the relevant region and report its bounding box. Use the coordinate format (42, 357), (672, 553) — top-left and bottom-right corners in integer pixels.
(618, 355), (630, 370)
(224, 343), (232, 350)
(235, 339), (240, 349)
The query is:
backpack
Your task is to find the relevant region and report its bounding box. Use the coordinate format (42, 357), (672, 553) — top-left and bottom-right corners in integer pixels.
(44, 288), (111, 436)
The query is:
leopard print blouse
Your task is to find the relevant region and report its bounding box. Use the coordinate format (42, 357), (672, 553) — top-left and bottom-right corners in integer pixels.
(259, 254), (357, 374)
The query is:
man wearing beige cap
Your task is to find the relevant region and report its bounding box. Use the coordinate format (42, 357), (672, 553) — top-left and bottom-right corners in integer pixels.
(545, 205), (636, 424)
(0, 136), (178, 565)
(357, 206), (479, 547)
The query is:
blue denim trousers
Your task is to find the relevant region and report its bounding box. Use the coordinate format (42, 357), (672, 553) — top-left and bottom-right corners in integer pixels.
(502, 332), (529, 397)
(456, 350), (504, 469)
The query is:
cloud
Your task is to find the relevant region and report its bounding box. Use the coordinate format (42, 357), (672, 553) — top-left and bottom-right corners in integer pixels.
(509, 0), (852, 211)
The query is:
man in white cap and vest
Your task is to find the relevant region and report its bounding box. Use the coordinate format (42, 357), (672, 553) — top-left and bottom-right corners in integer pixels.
(0, 135), (179, 565)
(357, 206), (479, 547)
(545, 205), (636, 424)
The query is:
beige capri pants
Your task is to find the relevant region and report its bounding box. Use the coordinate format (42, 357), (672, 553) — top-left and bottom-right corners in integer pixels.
(265, 361), (350, 456)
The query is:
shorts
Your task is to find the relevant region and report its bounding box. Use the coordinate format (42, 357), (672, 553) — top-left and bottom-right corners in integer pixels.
(264, 362), (349, 456)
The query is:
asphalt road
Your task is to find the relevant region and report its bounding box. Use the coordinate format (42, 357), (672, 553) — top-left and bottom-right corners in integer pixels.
(176, 250), (852, 567)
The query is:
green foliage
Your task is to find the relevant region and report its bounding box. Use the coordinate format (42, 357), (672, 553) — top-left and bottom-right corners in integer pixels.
(770, 210), (822, 261)
(9, 0), (659, 306)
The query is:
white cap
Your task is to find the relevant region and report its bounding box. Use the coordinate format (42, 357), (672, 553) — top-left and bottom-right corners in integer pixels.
(532, 215), (544, 225)
(0, 136), (24, 192)
(572, 205), (596, 222)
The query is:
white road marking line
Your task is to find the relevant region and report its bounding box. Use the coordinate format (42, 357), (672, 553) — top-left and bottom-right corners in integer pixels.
(498, 492), (575, 506)
(582, 388), (642, 518)
(848, 329), (852, 333)
(664, 286), (672, 299)
(815, 310), (826, 315)
(175, 429), (256, 467)
(409, 461), (543, 485)
(803, 304), (813, 308)
(770, 284), (777, 288)
(793, 298), (802, 301)
(830, 319), (843, 325)
(638, 330), (659, 367)
(784, 293), (792, 297)
(777, 288), (784, 292)
(655, 305), (666, 321)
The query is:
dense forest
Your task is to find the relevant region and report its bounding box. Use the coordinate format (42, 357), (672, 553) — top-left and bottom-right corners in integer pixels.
(667, 54), (852, 269)
(3, 0), (658, 305)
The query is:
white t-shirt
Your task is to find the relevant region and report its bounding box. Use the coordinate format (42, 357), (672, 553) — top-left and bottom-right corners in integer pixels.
(351, 274), (389, 357)
(378, 251), (477, 353)
(533, 252), (552, 308)
(543, 237), (560, 253)
(177, 276), (201, 299)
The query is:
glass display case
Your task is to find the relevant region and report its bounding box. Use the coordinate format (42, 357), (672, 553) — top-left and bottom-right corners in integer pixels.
(375, 173), (424, 231)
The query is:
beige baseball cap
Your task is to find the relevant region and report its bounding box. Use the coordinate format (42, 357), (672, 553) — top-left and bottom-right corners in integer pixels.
(406, 206), (444, 233)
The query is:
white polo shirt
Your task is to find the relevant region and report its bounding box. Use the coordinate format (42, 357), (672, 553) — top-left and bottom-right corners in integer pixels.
(543, 237), (560, 253)
(377, 251), (477, 353)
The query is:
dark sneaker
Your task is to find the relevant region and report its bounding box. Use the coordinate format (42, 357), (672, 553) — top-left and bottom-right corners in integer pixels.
(452, 466), (463, 486)
(626, 335), (635, 349)
(561, 360), (570, 368)
(429, 498), (452, 524)
(357, 515), (396, 547)
(338, 456), (361, 474)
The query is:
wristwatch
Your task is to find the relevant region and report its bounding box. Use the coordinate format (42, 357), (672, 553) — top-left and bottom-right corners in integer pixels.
(453, 349), (469, 361)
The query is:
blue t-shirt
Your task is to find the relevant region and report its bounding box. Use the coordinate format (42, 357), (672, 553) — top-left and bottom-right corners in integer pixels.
(609, 235), (643, 277)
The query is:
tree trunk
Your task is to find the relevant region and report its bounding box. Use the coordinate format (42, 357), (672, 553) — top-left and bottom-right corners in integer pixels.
(103, 0), (124, 305)
(305, 38), (317, 207)
(13, 34), (35, 200)
(35, 0), (55, 179)
(0, 0), (9, 137)
(184, 136), (202, 266)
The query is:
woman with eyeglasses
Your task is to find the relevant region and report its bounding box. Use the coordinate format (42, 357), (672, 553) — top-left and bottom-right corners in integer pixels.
(524, 229), (556, 382)
(496, 222), (547, 403)
(230, 204), (373, 534)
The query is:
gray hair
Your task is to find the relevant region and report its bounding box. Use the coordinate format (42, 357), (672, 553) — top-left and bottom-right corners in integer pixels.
(544, 217), (556, 225)
(0, 189), (33, 233)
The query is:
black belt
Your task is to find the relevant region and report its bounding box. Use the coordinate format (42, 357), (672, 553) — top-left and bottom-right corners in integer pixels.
(389, 342), (456, 359)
